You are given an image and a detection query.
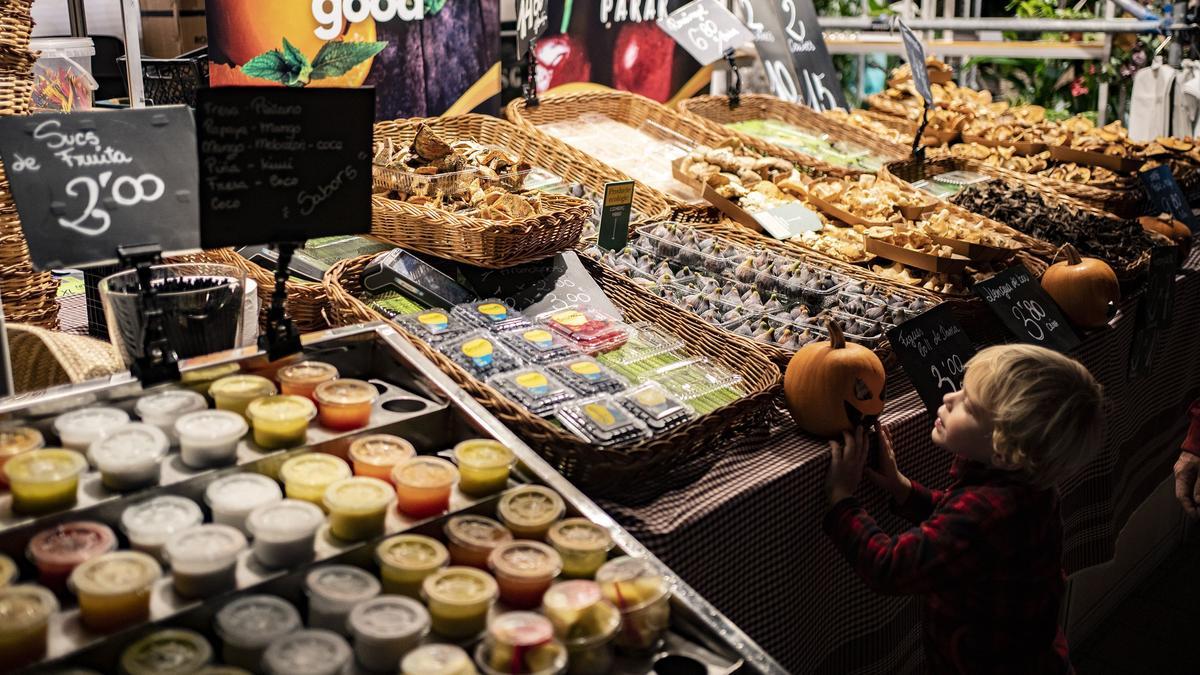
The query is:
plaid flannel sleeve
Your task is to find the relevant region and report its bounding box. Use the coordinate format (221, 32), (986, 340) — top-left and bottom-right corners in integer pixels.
(891, 479), (941, 525)
(1182, 401), (1200, 456)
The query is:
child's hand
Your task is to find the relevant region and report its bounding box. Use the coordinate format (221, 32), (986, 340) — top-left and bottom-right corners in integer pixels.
(866, 427), (913, 505)
(828, 427), (868, 505)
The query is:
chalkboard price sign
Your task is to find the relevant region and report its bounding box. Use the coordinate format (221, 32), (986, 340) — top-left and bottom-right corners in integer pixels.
(895, 18), (933, 105)
(1140, 165), (1199, 234)
(1139, 245), (1178, 329)
(973, 265), (1080, 353)
(886, 304), (976, 415)
(598, 181), (635, 252)
(196, 87), (374, 249)
(734, 0), (845, 111)
(515, 0), (548, 58)
(0, 107), (200, 270)
(659, 0), (755, 66)
(1128, 321), (1156, 379)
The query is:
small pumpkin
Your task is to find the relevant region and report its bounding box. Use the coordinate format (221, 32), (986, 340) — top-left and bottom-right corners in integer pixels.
(1041, 244), (1120, 329)
(1139, 214), (1192, 245)
(784, 320), (886, 438)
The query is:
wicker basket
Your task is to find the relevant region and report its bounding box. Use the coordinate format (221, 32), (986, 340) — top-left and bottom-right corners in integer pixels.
(324, 253), (781, 504)
(677, 95), (906, 174)
(194, 247), (328, 334)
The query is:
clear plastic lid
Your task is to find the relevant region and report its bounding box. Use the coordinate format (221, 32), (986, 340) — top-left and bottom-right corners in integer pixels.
(401, 644), (473, 675)
(595, 556), (669, 611)
(245, 395), (317, 423)
(121, 496), (204, 547)
(637, 359), (743, 400)
(260, 629), (351, 675)
(376, 534), (449, 573)
(553, 396), (652, 446)
(305, 565), (381, 606)
(444, 515), (513, 552)
(439, 330), (523, 377)
(119, 628), (212, 675)
(546, 518), (612, 553)
(87, 424), (168, 472)
(498, 325), (581, 365)
(246, 499), (325, 542)
(488, 541), (562, 580)
(4, 448), (87, 483)
(452, 439), (514, 470)
(595, 322), (684, 366)
(322, 477), (394, 514)
(349, 434), (415, 469)
(280, 453), (351, 488)
(205, 473), (283, 514)
(487, 367), (577, 417)
(541, 581), (621, 643)
(391, 456), (459, 490)
(347, 595), (430, 641)
(537, 306), (630, 355)
(27, 521), (117, 568)
(421, 566), (498, 606)
(616, 382), (693, 432)
(214, 595), (302, 649)
(164, 525), (247, 572)
(0, 584), (59, 631)
(397, 309), (473, 342)
(276, 361), (339, 386)
(135, 390), (207, 424)
(174, 410), (248, 444)
(29, 37), (96, 58)
(313, 379), (377, 407)
(546, 356), (629, 397)
(0, 426), (44, 459)
(498, 487), (565, 529)
(451, 299), (530, 332)
(209, 375), (276, 399)
(69, 551), (162, 596)
(53, 406), (129, 447)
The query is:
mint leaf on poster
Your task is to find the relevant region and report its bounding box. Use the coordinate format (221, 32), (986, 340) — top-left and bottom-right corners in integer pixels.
(280, 38), (313, 86)
(310, 41), (388, 80)
(241, 51), (292, 84)
(425, 0), (448, 15)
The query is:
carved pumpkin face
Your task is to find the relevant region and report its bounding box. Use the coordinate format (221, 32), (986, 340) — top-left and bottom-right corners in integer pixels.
(1040, 244), (1120, 329)
(784, 321), (887, 438)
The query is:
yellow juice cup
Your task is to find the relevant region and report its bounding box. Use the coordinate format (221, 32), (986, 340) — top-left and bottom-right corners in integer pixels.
(277, 361), (339, 401)
(452, 440), (514, 496)
(120, 629), (213, 675)
(348, 434), (415, 482)
(0, 585), (58, 669)
(375, 534), (448, 598)
(181, 362), (241, 395)
(4, 449), (87, 514)
(246, 395), (316, 450)
(0, 427), (44, 487)
(401, 644), (475, 675)
(69, 551), (162, 632)
(421, 566), (498, 640)
(209, 375), (276, 419)
(279, 453), (351, 508)
(497, 486), (565, 540)
(547, 519), (614, 579)
(323, 476), (395, 541)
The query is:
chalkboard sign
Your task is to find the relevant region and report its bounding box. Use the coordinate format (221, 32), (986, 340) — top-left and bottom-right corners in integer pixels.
(1140, 165), (1199, 234)
(895, 18), (933, 106)
(734, 0), (845, 111)
(598, 181), (634, 251)
(886, 304), (976, 415)
(458, 252), (623, 320)
(0, 107), (200, 270)
(515, 0), (549, 58)
(973, 265), (1080, 353)
(196, 87), (374, 249)
(1140, 245), (1178, 329)
(659, 0), (755, 66)
(1128, 320), (1156, 378)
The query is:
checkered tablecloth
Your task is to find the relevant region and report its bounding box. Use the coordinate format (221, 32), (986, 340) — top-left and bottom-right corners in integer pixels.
(601, 251), (1200, 674)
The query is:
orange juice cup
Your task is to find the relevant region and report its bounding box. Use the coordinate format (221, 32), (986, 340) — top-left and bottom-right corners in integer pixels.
(375, 534), (449, 598)
(488, 540), (562, 609)
(391, 457), (458, 519)
(497, 486), (566, 540)
(444, 515), (513, 569)
(421, 566), (498, 640)
(0, 427), (43, 487)
(547, 518), (614, 579)
(277, 361), (339, 400)
(0, 585), (58, 669)
(348, 434), (415, 481)
(70, 551), (162, 632)
(313, 379), (378, 431)
(452, 440), (514, 496)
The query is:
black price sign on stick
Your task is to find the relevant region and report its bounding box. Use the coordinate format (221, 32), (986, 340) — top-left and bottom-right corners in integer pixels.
(886, 304), (976, 415)
(895, 18), (933, 104)
(1140, 164), (1199, 234)
(973, 265), (1080, 353)
(734, 0), (845, 110)
(196, 87), (373, 249)
(515, 0), (548, 58)
(0, 107), (200, 270)
(597, 181), (634, 251)
(659, 0), (755, 66)
(1140, 245), (1178, 329)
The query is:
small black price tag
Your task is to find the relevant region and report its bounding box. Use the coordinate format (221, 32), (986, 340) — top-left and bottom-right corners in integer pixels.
(1139, 245), (1178, 329)
(597, 181), (635, 251)
(658, 0), (755, 66)
(886, 304), (976, 415)
(515, 0), (549, 58)
(973, 265), (1080, 353)
(896, 18), (934, 105)
(1140, 164), (1199, 234)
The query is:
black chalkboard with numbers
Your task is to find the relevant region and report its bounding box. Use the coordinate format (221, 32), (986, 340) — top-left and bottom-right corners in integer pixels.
(886, 304), (977, 415)
(973, 265), (1080, 353)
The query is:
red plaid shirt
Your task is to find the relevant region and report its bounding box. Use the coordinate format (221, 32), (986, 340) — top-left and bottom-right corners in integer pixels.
(824, 458), (1073, 675)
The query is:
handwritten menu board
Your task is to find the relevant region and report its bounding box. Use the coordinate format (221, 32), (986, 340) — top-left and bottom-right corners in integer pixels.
(886, 304), (976, 415)
(0, 107), (200, 270)
(973, 265), (1080, 353)
(659, 0), (755, 66)
(1140, 165), (1199, 234)
(734, 0), (845, 111)
(515, 0), (549, 58)
(196, 87), (374, 249)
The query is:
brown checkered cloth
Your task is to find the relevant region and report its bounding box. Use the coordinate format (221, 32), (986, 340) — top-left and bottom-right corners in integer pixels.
(600, 250), (1200, 674)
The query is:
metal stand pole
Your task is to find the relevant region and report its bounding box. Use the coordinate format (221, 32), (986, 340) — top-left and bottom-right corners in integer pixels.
(119, 0), (146, 108)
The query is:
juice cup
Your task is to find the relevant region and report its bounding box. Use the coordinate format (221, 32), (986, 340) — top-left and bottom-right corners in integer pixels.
(27, 521), (117, 590)
(260, 629), (352, 675)
(209, 375), (276, 419)
(594, 556), (671, 651)
(164, 524), (247, 599)
(120, 495), (203, 561)
(87, 423), (169, 491)
(348, 434), (415, 481)
(246, 395), (316, 450)
(69, 551), (162, 632)
(541, 581), (621, 675)
(279, 453), (351, 508)
(246, 499), (324, 569)
(488, 541), (562, 609)
(445, 515), (513, 569)
(474, 612), (568, 675)
(313, 379), (378, 431)
(214, 594), (302, 671)
(119, 628), (213, 675)
(402, 644), (475, 675)
(205, 473), (283, 534)
(181, 362), (241, 395)
(452, 440), (514, 496)
(276, 361), (339, 401)
(547, 519), (613, 579)
(375, 534), (449, 598)
(135, 389), (207, 444)
(174, 410), (248, 468)
(421, 566), (498, 640)
(304, 565), (381, 635)
(347, 595), (431, 672)
(0, 427), (44, 487)
(4, 449), (88, 514)
(497, 486), (565, 540)
(0, 585), (58, 669)
(322, 476), (394, 541)
(53, 406), (129, 452)
(0, 554), (16, 586)
(392, 456), (459, 518)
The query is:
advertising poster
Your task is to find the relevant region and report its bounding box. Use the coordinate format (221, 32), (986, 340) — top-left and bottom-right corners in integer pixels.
(206, 0), (501, 118)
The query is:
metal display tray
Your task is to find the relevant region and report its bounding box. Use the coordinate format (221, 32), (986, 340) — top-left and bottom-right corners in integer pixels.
(0, 323), (784, 675)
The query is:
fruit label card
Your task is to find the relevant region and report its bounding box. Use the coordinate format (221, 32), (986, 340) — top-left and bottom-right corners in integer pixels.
(658, 0), (754, 66)
(0, 107), (200, 270)
(753, 202), (824, 240)
(886, 304), (976, 415)
(973, 265), (1080, 353)
(598, 181), (635, 251)
(196, 87), (373, 248)
(1140, 164), (1199, 234)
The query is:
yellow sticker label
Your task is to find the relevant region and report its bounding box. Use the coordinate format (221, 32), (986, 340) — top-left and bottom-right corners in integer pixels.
(477, 303), (508, 319)
(523, 329), (553, 344)
(634, 388), (667, 407)
(462, 338), (494, 359)
(418, 312), (448, 326)
(570, 361), (602, 376)
(553, 310), (587, 327)
(515, 372), (549, 390)
(584, 403), (616, 426)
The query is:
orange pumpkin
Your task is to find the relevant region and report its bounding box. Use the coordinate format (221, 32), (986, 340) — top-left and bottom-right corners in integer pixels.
(784, 320), (886, 438)
(1140, 214), (1192, 252)
(1041, 244), (1120, 329)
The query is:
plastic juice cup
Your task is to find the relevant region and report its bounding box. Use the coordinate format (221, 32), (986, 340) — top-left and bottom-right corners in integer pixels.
(277, 361), (339, 401)
(313, 379), (378, 431)
(322, 476), (394, 541)
(69, 551), (162, 632)
(27, 521), (117, 590)
(181, 362), (241, 395)
(54, 406), (130, 452)
(0, 427), (44, 487)
(87, 424), (169, 491)
(174, 410), (248, 468)
(0, 585), (58, 669)
(348, 434), (415, 481)
(488, 541), (563, 609)
(209, 375), (277, 419)
(135, 389), (207, 444)
(475, 611), (568, 675)
(195, 667), (252, 675)
(595, 556), (671, 651)
(260, 629), (352, 675)
(497, 486), (566, 540)
(541, 581), (621, 675)
(391, 456), (459, 518)
(4, 449), (88, 514)
(304, 565), (381, 635)
(279, 453), (351, 508)
(402, 644), (475, 675)
(246, 395), (316, 450)
(164, 525), (247, 599)
(120, 495), (203, 561)
(214, 594), (302, 671)
(376, 534), (449, 598)
(205, 473), (283, 534)
(0, 554), (16, 586)
(246, 499), (324, 569)
(347, 595), (431, 672)
(445, 515), (513, 569)
(421, 566), (498, 640)
(547, 519), (613, 579)
(119, 628), (213, 675)
(452, 440), (514, 496)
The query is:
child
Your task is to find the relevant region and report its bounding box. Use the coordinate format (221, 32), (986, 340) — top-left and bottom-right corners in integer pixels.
(824, 344), (1103, 674)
